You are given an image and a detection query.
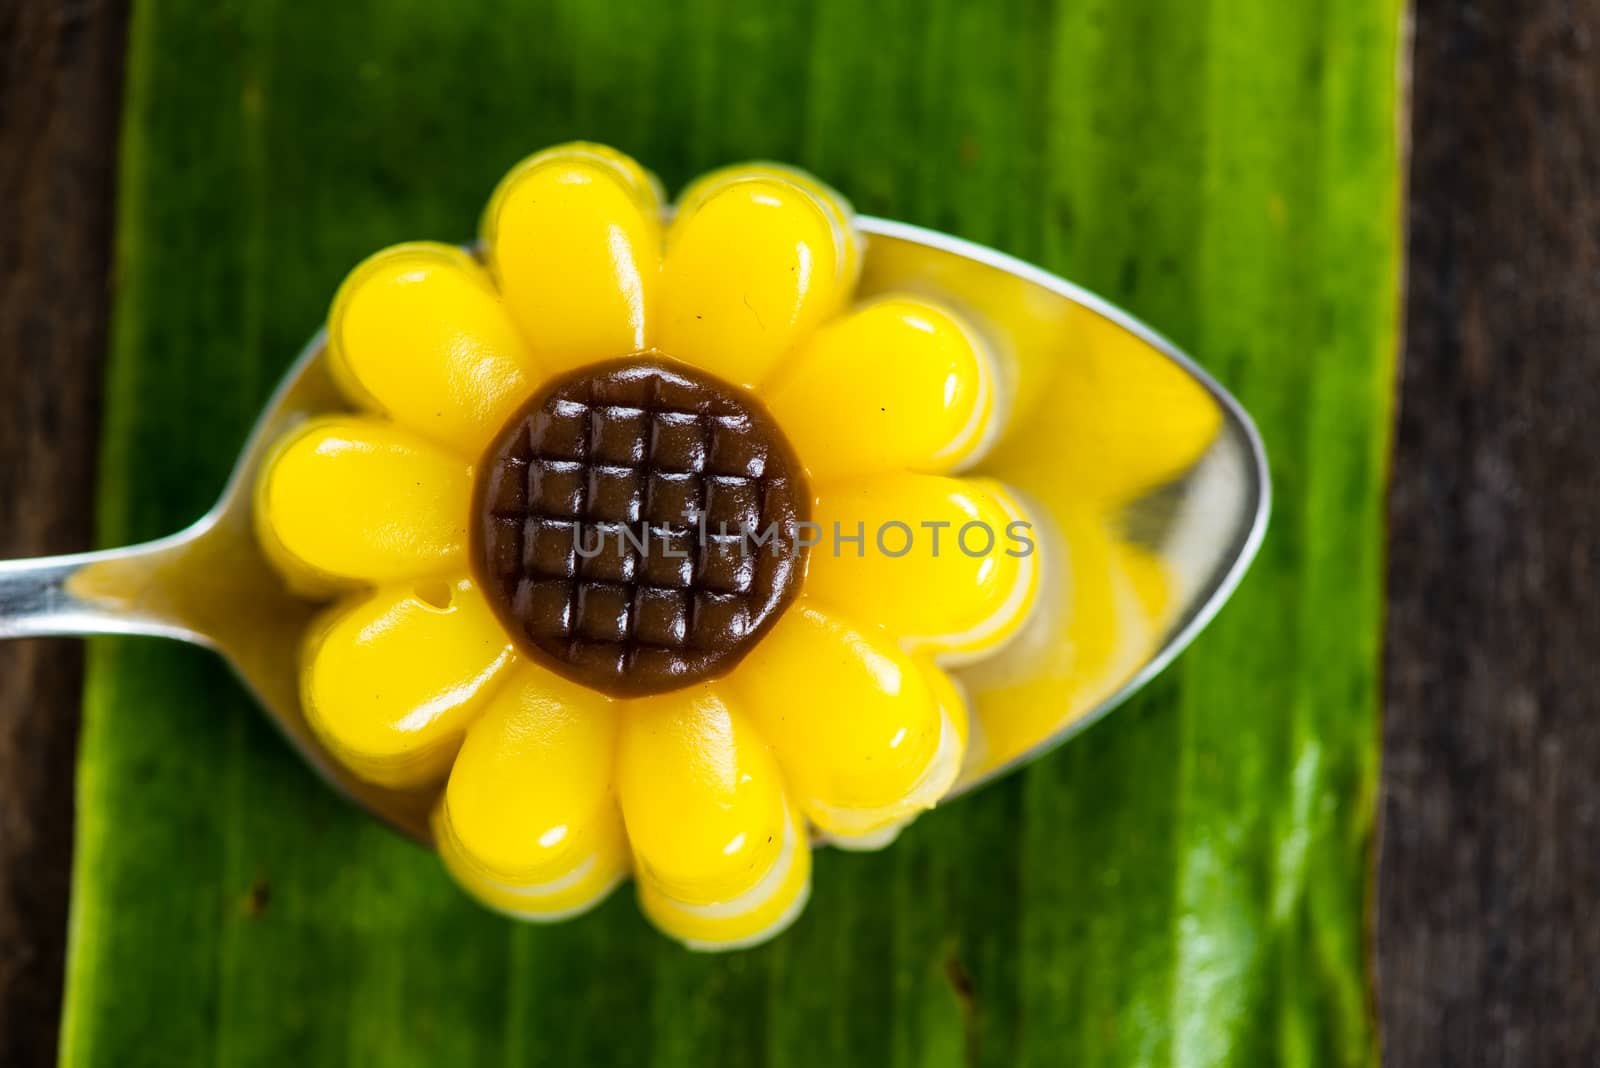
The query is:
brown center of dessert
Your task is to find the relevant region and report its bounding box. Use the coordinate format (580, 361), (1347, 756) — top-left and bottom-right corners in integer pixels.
(472, 356), (810, 698)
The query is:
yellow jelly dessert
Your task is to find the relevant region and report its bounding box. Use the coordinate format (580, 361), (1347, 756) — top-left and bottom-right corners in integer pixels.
(255, 143), (1043, 950)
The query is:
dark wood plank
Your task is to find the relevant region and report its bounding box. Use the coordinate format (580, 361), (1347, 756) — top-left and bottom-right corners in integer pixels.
(0, 1), (126, 1066)
(1381, 0), (1600, 1063)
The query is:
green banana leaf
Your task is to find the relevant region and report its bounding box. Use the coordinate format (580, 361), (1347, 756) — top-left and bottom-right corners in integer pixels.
(62, 0), (1403, 1064)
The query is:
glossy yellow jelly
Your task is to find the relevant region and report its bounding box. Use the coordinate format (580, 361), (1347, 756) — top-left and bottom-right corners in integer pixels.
(257, 417), (473, 587)
(636, 802), (812, 951)
(732, 603), (964, 836)
(660, 173), (858, 388)
(617, 688), (790, 906)
(301, 577), (514, 786)
(484, 145), (662, 374)
(768, 297), (997, 481)
(439, 664), (621, 882)
(253, 142), (1083, 951)
(433, 663), (629, 919)
(805, 475), (1038, 663)
(328, 243), (537, 454)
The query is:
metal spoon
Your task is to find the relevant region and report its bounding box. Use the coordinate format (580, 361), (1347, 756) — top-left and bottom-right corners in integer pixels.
(0, 218), (1270, 844)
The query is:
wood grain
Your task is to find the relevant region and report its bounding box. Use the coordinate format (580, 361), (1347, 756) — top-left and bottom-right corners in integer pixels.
(0, 2), (125, 1066)
(1380, 0), (1600, 1063)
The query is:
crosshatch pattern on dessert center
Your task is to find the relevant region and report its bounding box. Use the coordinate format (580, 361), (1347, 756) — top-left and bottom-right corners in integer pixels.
(473, 359), (810, 695)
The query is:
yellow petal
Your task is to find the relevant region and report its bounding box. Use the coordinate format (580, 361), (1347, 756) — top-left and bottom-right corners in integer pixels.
(818, 655), (970, 852)
(768, 297), (998, 482)
(728, 601), (964, 836)
(327, 242), (540, 456)
(660, 168), (859, 388)
(616, 684), (791, 907)
(674, 162), (861, 291)
(302, 576), (515, 787)
(256, 416), (473, 587)
(804, 474), (1039, 663)
(257, 416), (472, 586)
(436, 661), (622, 881)
(637, 800), (811, 951)
(484, 142), (662, 373)
(438, 811), (628, 923)
(433, 662), (626, 919)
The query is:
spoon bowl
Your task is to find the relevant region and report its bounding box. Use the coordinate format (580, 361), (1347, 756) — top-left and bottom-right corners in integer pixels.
(0, 217), (1269, 843)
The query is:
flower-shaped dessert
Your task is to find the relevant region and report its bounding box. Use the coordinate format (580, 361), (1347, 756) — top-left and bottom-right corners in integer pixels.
(255, 143), (1039, 949)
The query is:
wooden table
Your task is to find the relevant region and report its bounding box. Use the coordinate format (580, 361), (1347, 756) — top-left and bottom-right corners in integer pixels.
(2, 0), (1596, 1063)
(1380, 0), (1600, 1059)
(0, 4), (124, 1066)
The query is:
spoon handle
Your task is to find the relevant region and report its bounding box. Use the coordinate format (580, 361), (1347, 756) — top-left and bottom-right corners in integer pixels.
(0, 529), (211, 645)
